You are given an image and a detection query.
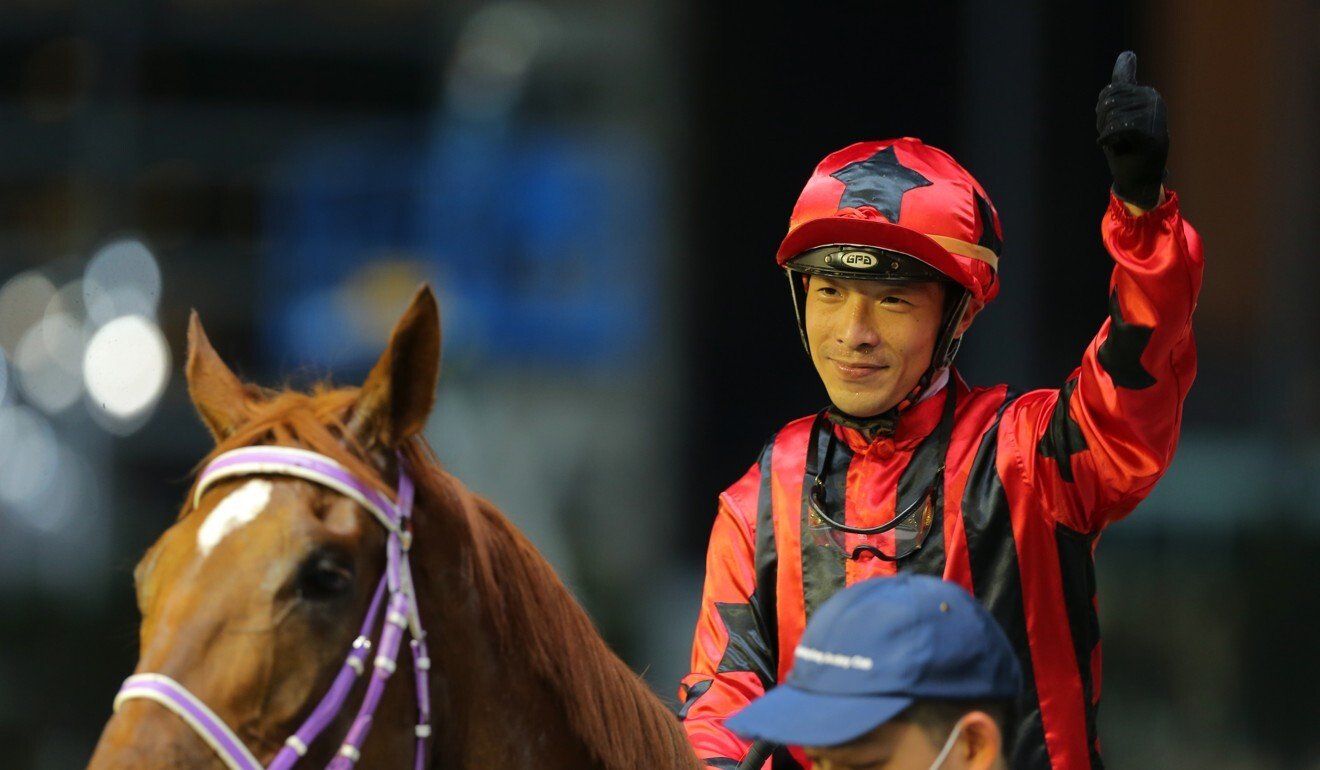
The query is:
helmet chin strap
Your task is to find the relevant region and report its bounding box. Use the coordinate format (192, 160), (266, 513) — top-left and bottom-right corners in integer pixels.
(788, 269), (812, 356)
(931, 289), (971, 371)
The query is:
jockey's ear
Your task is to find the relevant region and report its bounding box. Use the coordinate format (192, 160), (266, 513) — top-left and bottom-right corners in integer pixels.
(185, 311), (256, 441)
(955, 298), (984, 337)
(348, 284), (441, 449)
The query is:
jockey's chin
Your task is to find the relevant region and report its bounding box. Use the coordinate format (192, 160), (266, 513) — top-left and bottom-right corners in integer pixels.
(819, 363), (926, 419)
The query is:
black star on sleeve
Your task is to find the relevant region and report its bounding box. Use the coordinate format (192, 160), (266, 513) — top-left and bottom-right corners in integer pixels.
(714, 596), (776, 689)
(1097, 290), (1157, 389)
(677, 679), (713, 719)
(830, 146), (931, 222)
(1038, 378), (1088, 483)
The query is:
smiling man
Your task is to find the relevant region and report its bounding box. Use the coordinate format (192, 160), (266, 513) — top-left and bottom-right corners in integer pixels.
(806, 277), (958, 421)
(678, 53), (1203, 770)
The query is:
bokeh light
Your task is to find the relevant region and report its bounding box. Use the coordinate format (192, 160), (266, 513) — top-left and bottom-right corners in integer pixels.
(0, 271), (56, 355)
(0, 404), (60, 526)
(82, 314), (171, 432)
(83, 238), (162, 327)
(445, 2), (555, 120)
(0, 348), (9, 406)
(49, 278), (89, 325)
(15, 308), (84, 414)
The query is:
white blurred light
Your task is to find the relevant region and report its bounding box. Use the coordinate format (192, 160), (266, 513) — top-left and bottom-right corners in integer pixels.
(48, 278), (88, 324)
(0, 271), (56, 354)
(83, 314), (170, 430)
(11, 442), (84, 535)
(0, 403), (60, 518)
(446, 2), (554, 120)
(15, 311), (84, 414)
(83, 238), (162, 326)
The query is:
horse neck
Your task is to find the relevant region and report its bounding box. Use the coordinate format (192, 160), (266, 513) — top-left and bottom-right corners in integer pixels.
(410, 478), (700, 770)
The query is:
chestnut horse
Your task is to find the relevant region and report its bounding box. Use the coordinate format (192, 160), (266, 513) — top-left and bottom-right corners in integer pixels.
(87, 287), (702, 770)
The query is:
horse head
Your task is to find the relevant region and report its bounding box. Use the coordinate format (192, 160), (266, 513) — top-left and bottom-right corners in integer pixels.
(88, 288), (441, 769)
(88, 286), (701, 770)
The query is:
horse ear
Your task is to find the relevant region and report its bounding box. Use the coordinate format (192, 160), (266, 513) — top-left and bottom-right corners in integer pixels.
(186, 311), (253, 441)
(348, 285), (442, 448)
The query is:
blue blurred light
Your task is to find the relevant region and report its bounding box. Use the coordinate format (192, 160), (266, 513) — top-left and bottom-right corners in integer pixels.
(83, 238), (162, 327)
(262, 128), (660, 373)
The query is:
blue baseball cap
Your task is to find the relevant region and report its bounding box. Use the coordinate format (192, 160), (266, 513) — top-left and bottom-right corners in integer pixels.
(725, 574), (1022, 748)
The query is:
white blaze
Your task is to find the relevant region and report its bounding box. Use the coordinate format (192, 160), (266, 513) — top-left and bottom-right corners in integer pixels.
(197, 480), (274, 557)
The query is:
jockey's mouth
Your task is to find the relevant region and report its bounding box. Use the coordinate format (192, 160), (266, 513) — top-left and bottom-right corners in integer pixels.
(828, 359), (891, 381)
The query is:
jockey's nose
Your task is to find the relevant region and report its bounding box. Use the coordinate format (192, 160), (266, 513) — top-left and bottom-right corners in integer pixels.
(836, 294), (882, 350)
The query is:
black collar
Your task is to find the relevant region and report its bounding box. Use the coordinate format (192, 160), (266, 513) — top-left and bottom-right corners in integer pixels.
(826, 407), (898, 441)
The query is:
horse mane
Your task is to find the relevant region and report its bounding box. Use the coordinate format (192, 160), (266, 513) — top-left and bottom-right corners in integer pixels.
(400, 439), (700, 770)
(186, 385), (698, 770)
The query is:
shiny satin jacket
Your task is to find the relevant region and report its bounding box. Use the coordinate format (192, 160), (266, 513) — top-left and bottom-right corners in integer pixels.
(679, 193), (1203, 770)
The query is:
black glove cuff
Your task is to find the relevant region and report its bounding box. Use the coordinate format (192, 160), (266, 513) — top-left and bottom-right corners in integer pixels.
(1110, 181), (1164, 211)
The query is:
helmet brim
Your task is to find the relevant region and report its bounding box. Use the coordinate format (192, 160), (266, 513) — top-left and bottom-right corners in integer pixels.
(778, 217), (979, 296)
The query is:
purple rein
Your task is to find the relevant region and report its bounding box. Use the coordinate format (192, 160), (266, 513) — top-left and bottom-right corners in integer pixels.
(112, 446), (432, 770)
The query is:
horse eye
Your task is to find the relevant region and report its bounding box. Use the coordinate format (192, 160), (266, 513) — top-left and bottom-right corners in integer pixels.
(296, 552), (355, 602)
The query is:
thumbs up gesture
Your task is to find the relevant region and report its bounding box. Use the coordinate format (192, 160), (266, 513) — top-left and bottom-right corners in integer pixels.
(1096, 51), (1169, 210)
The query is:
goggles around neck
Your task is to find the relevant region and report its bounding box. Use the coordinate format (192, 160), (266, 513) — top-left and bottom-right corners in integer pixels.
(805, 384), (955, 562)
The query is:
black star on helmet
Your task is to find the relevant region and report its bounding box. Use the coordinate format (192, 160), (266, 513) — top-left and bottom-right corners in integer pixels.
(830, 145), (933, 222)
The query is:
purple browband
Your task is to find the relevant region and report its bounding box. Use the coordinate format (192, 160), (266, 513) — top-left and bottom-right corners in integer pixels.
(113, 446), (432, 770)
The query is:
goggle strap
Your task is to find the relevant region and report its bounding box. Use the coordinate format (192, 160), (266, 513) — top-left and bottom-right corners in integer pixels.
(808, 385), (956, 558)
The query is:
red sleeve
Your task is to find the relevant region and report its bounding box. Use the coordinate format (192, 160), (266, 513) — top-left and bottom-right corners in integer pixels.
(678, 467), (774, 770)
(1004, 191), (1203, 533)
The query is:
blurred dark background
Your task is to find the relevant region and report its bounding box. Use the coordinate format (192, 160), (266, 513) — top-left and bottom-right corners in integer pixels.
(0, 1), (1315, 768)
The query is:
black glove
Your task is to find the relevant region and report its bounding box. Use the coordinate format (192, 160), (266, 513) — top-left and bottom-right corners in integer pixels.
(1096, 51), (1168, 209)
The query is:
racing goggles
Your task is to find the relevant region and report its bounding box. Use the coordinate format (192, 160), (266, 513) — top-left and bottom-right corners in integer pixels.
(804, 385), (955, 562)
(807, 465), (940, 562)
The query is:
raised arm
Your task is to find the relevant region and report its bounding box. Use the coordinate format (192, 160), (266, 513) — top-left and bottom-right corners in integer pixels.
(1005, 52), (1204, 533)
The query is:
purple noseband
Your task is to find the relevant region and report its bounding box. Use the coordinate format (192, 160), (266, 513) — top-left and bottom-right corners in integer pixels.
(113, 446), (432, 770)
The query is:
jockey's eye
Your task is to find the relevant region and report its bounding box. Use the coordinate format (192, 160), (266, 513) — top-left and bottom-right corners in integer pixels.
(296, 550), (355, 602)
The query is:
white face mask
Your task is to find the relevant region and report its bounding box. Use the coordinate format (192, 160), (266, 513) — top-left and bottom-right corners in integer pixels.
(926, 719), (966, 770)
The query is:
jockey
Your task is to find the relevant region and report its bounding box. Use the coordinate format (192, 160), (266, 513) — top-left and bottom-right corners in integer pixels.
(677, 52), (1202, 770)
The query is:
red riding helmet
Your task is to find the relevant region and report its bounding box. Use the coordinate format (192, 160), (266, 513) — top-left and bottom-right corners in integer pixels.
(778, 137), (1003, 305)
(779, 138), (1004, 376)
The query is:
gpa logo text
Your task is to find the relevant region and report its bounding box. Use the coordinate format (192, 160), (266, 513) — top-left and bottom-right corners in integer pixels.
(840, 251), (877, 269)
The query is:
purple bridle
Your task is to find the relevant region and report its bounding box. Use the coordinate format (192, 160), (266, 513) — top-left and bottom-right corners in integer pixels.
(113, 445), (432, 770)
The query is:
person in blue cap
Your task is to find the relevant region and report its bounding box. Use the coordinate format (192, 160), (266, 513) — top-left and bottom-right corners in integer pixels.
(726, 574), (1022, 770)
